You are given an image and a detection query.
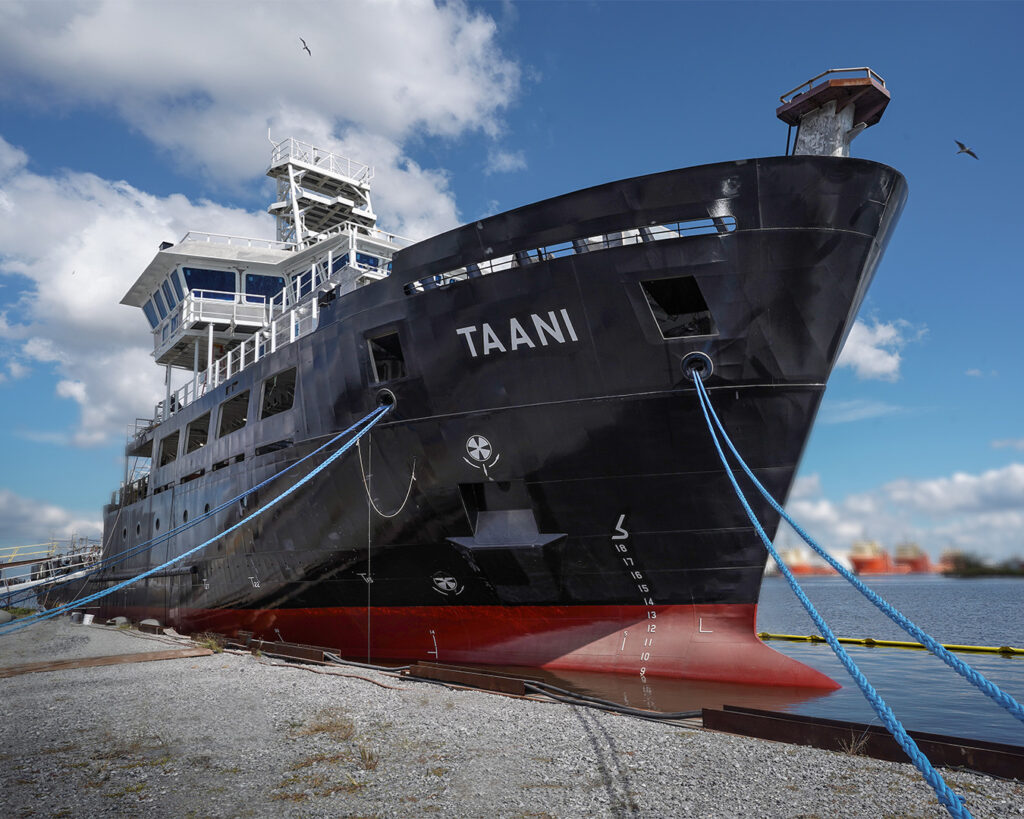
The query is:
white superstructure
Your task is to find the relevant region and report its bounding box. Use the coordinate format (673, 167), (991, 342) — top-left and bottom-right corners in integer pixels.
(121, 138), (410, 448)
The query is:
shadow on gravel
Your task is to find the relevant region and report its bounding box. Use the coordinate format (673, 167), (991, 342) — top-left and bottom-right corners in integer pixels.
(570, 705), (641, 816)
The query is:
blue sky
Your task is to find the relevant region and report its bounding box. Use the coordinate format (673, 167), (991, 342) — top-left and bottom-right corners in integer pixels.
(0, 0), (1022, 561)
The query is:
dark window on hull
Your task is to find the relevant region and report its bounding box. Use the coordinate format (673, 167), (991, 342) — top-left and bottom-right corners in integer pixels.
(158, 431), (180, 466)
(640, 276), (717, 338)
(185, 412), (210, 453)
(218, 391), (250, 437)
(368, 332), (406, 382)
(261, 368), (297, 419)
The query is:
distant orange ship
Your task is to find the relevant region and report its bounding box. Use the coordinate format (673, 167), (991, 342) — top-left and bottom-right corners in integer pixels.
(766, 546), (839, 576)
(849, 540), (909, 575)
(893, 542), (933, 573)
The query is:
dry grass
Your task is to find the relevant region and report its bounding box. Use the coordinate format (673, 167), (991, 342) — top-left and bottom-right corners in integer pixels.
(837, 728), (871, 756)
(294, 709), (356, 741)
(192, 632), (226, 653)
(358, 745), (379, 771)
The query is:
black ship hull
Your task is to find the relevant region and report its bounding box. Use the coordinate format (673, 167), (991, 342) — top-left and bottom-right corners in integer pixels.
(45, 155), (906, 687)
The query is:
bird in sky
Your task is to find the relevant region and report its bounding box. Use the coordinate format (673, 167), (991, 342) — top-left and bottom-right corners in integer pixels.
(300, 37), (311, 56)
(955, 140), (979, 159)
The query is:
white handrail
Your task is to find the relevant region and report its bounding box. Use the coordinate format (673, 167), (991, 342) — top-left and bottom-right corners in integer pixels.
(179, 231), (294, 251)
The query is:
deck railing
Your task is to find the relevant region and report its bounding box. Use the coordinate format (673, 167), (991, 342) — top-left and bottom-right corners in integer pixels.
(779, 67), (886, 104)
(269, 137), (374, 184)
(180, 231), (295, 251)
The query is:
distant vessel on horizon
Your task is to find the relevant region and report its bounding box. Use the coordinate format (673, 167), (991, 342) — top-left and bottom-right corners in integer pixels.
(849, 540), (937, 575)
(764, 545), (847, 577)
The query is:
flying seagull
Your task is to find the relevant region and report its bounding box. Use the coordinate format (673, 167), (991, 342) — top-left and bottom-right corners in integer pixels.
(955, 140), (978, 159)
(300, 37), (311, 56)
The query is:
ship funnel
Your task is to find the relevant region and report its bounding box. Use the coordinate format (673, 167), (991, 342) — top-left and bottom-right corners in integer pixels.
(777, 68), (890, 157)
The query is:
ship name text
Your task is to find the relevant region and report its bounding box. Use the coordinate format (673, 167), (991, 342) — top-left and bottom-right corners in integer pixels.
(456, 309), (579, 358)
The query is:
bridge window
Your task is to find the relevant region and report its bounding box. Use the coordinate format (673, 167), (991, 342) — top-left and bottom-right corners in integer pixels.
(170, 270), (185, 301)
(183, 267), (235, 300)
(161, 280), (177, 308)
(185, 411), (210, 453)
(260, 368), (297, 419)
(244, 273), (285, 303)
(158, 431), (180, 466)
(218, 390), (250, 437)
(331, 253), (350, 273)
(356, 252), (380, 269)
(640, 276), (717, 338)
(143, 300), (159, 329)
(368, 332), (406, 382)
(152, 289), (168, 319)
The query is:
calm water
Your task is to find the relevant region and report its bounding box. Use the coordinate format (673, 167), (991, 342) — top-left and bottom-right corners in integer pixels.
(529, 576), (1024, 746)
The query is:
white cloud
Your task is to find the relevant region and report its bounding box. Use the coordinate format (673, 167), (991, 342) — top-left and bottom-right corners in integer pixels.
(0, 488), (100, 545)
(0, 1), (525, 446)
(0, 0), (520, 229)
(776, 464), (1024, 562)
(820, 398), (904, 425)
(837, 318), (924, 381)
(486, 148), (527, 175)
(993, 439), (1024, 451)
(0, 140), (273, 444)
(883, 464), (1024, 516)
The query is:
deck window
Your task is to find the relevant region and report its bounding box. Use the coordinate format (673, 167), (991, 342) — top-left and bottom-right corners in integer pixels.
(158, 431), (180, 466)
(640, 276), (717, 338)
(218, 390), (250, 437)
(368, 332), (406, 382)
(356, 252), (379, 269)
(143, 300), (159, 329)
(244, 273), (285, 303)
(185, 411), (211, 453)
(260, 368), (297, 419)
(183, 267), (235, 300)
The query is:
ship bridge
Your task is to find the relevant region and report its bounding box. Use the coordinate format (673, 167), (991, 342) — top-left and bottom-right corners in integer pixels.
(122, 137), (410, 452)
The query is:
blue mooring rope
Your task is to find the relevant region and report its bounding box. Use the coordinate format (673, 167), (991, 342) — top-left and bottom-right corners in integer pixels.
(692, 372), (971, 819)
(0, 404), (392, 637)
(694, 376), (1024, 728)
(2, 406), (393, 611)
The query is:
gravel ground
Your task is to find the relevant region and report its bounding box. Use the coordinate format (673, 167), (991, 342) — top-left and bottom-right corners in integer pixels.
(1, 617), (1021, 818)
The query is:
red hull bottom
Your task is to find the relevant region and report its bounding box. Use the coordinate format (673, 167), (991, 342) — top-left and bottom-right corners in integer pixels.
(174, 602), (838, 690)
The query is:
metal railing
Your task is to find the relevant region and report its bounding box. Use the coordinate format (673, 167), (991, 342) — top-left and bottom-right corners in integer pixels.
(294, 221), (414, 253)
(0, 542), (56, 566)
(154, 290), (268, 354)
(180, 231), (294, 251)
(269, 137), (374, 184)
(404, 215), (736, 294)
(780, 67), (886, 104)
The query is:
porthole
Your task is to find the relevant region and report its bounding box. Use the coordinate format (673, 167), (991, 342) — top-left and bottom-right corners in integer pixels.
(204, 503), (210, 514)
(155, 518), (161, 531)
(136, 523), (141, 535)
(183, 510), (189, 524)
(122, 527), (127, 541)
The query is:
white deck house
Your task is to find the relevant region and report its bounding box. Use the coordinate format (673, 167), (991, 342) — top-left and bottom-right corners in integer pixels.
(121, 138), (410, 453)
